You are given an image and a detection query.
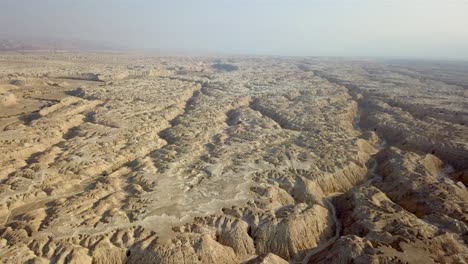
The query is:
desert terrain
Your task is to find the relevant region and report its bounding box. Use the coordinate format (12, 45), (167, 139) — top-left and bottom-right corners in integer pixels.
(0, 53), (466, 263)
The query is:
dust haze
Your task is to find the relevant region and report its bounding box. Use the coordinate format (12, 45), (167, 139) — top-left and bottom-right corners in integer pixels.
(1, 0), (468, 58)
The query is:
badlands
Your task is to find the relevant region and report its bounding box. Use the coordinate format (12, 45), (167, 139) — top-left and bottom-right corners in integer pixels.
(0, 53), (466, 263)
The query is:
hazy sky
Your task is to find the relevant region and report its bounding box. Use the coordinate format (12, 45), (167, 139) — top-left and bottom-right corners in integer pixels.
(1, 0), (468, 59)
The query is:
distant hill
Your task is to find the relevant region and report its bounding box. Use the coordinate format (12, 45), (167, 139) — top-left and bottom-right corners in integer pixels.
(0, 38), (116, 52)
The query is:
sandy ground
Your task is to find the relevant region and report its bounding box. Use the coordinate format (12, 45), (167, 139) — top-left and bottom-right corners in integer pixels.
(0, 53), (466, 263)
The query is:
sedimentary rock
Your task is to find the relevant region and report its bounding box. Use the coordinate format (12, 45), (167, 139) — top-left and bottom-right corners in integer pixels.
(0, 54), (466, 263)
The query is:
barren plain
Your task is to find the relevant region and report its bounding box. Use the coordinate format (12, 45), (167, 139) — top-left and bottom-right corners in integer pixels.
(0, 54), (467, 263)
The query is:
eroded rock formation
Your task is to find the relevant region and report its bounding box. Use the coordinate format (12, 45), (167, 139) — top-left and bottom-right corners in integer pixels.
(0, 54), (466, 263)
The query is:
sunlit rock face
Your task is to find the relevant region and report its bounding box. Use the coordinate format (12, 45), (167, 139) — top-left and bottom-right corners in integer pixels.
(0, 54), (466, 263)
